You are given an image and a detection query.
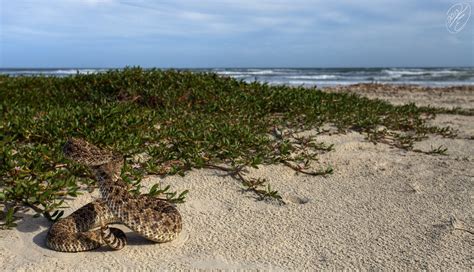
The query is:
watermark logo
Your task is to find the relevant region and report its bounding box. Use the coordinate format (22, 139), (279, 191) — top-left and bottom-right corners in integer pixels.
(446, 2), (471, 33)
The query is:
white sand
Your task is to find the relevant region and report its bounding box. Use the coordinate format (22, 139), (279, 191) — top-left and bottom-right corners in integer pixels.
(323, 83), (474, 109)
(1, 86), (473, 270)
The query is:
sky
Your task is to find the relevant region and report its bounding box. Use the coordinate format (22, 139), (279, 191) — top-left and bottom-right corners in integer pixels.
(0, 0), (473, 68)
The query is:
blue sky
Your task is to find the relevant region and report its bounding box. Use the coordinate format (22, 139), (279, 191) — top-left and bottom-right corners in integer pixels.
(1, 0), (473, 68)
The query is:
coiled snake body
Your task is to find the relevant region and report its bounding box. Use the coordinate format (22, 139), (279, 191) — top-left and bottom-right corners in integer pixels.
(46, 138), (182, 252)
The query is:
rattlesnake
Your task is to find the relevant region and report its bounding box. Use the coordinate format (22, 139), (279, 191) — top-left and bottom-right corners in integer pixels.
(46, 138), (182, 252)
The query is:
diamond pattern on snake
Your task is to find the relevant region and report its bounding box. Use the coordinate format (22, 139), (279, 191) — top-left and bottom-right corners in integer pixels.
(46, 138), (182, 252)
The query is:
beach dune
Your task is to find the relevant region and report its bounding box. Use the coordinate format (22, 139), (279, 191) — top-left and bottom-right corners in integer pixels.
(1, 85), (473, 270)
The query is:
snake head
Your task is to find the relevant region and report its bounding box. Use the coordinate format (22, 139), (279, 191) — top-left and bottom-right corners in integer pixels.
(63, 138), (122, 167)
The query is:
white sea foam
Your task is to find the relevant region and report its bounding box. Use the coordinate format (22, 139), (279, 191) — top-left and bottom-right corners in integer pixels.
(2, 68), (472, 87)
(216, 70), (274, 75)
(2, 70), (47, 75)
(383, 70), (428, 76)
(216, 71), (244, 75)
(53, 69), (100, 74)
(286, 75), (338, 80)
(383, 69), (460, 77)
(0, 69), (104, 76)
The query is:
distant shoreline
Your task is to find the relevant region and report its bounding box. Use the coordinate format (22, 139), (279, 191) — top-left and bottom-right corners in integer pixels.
(1, 67), (473, 87)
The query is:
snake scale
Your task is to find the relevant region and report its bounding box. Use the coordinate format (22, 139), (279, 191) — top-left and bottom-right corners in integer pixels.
(46, 138), (182, 252)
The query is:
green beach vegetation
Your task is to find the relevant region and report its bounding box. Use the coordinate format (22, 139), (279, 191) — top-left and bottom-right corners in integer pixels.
(0, 67), (457, 228)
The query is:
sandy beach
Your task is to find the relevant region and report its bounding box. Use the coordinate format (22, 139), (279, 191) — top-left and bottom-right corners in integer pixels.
(1, 84), (473, 271)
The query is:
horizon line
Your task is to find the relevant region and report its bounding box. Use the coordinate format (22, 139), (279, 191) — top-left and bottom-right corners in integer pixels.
(1, 66), (473, 70)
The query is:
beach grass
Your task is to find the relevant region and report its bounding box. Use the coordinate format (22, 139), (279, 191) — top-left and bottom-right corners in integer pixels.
(0, 67), (456, 228)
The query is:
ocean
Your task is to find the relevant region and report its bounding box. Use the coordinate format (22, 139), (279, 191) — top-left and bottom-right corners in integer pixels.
(1, 67), (473, 87)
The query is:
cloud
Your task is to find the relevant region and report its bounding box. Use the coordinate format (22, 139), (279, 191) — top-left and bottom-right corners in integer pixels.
(1, 0), (472, 67)
(2, 0), (462, 40)
(66, 0), (115, 6)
